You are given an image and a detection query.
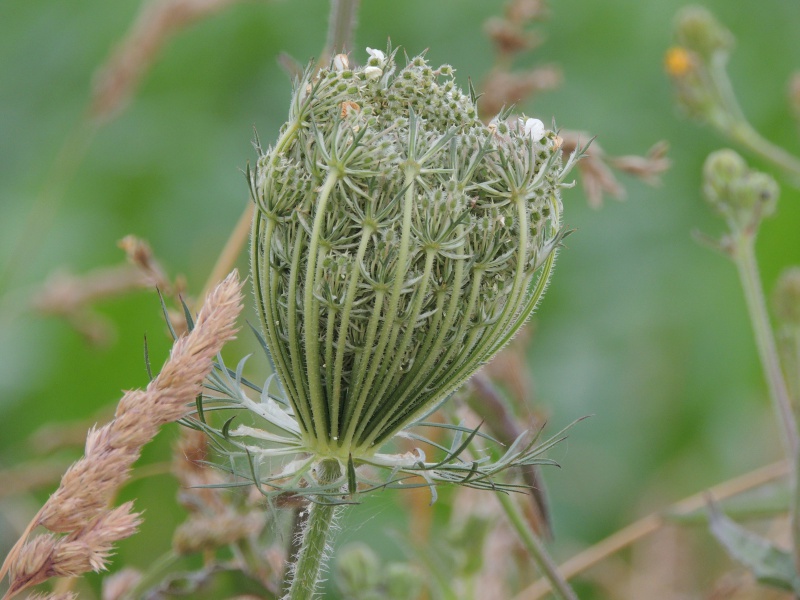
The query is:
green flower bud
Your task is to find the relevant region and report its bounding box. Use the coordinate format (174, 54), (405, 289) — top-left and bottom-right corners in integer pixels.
(773, 267), (800, 327)
(702, 149), (778, 230)
(250, 47), (566, 457)
(734, 171), (778, 217)
(702, 149), (747, 205)
(675, 6), (733, 60)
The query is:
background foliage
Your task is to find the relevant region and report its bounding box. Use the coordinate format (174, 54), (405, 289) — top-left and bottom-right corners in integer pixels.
(2, 0), (800, 597)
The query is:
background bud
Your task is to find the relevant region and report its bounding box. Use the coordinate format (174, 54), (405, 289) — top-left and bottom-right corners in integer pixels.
(733, 171), (778, 217)
(675, 6), (733, 60)
(702, 149), (777, 230)
(703, 148), (747, 206)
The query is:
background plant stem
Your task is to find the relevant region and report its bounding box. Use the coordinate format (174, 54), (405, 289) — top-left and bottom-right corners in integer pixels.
(514, 460), (789, 600)
(732, 231), (800, 572)
(496, 491), (579, 600)
(733, 233), (798, 455)
(729, 122), (800, 184)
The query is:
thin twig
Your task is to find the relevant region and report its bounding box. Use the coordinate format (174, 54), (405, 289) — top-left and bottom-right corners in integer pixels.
(513, 460), (789, 600)
(730, 231), (800, 575)
(468, 372), (551, 537)
(732, 234), (799, 458)
(497, 492), (578, 600)
(90, 0), (247, 122)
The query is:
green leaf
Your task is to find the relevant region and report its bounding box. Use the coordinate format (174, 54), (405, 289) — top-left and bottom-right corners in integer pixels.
(708, 501), (800, 593)
(180, 295), (195, 332)
(157, 287), (178, 341)
(143, 334), (153, 382)
(347, 453), (357, 496)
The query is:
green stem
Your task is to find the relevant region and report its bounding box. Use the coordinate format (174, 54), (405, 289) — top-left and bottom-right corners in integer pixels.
(284, 461), (343, 600)
(707, 58), (800, 182)
(342, 168), (417, 449)
(728, 122), (800, 183)
(496, 492), (579, 600)
(732, 232), (800, 572)
(303, 172), (340, 447)
(331, 226), (373, 440)
(733, 234), (798, 456)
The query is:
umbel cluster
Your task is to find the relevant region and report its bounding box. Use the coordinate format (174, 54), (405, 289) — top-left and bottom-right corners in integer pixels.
(250, 46), (569, 458)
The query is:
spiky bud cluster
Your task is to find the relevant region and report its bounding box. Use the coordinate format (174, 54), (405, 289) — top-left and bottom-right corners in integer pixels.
(250, 47), (568, 458)
(675, 6), (733, 60)
(666, 7), (735, 127)
(703, 149), (778, 231)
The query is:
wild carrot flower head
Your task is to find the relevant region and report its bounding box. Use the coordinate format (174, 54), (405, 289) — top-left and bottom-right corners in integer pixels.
(247, 46), (575, 461)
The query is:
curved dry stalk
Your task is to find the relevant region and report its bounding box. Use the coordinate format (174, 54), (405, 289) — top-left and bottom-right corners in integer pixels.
(90, 0), (248, 122)
(513, 460), (790, 600)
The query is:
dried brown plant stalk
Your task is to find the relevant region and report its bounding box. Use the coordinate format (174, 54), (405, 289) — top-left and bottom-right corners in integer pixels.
(514, 460), (789, 600)
(171, 428), (267, 558)
(558, 133), (670, 208)
(468, 371), (552, 538)
(117, 235), (178, 298)
(1, 271), (244, 600)
(28, 235), (185, 345)
(24, 592), (79, 600)
(90, 0), (247, 122)
(480, 0), (670, 207)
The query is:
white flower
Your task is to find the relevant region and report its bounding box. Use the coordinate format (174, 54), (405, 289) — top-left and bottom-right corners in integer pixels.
(366, 47), (386, 63)
(364, 66), (383, 80)
(333, 53), (349, 72)
(524, 118), (546, 143)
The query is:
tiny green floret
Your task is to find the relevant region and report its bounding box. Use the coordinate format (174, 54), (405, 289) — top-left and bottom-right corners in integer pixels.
(249, 46), (571, 459)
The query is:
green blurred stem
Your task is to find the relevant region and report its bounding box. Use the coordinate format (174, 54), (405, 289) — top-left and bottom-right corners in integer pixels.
(732, 232), (800, 572)
(285, 460), (343, 600)
(708, 57), (800, 181)
(496, 492), (579, 600)
(732, 233), (798, 456)
(728, 121), (800, 183)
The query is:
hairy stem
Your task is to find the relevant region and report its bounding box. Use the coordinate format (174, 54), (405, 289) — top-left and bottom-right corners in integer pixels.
(496, 492), (578, 600)
(284, 461), (343, 600)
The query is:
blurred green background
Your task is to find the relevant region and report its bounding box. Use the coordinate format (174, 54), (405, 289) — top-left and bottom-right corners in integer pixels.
(2, 0), (800, 597)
